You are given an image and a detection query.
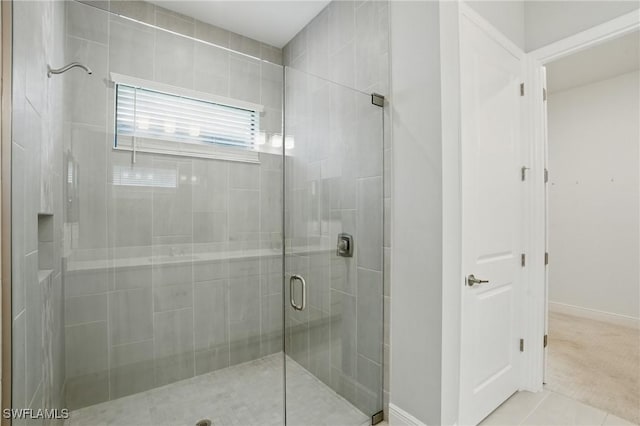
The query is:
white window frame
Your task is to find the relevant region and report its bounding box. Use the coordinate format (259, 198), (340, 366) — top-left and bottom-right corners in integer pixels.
(111, 72), (264, 163)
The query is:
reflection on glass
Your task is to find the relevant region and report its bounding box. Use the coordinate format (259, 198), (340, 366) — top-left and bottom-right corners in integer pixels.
(111, 165), (178, 188)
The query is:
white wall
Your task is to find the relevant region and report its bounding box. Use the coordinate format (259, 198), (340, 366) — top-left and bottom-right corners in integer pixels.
(389, 1), (443, 424)
(439, 2), (463, 423)
(465, 1), (640, 53)
(465, 0), (525, 49)
(525, 1), (640, 51)
(547, 71), (640, 320)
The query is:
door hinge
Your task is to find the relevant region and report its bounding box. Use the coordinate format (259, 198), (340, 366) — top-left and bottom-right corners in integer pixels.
(520, 338), (524, 352)
(544, 168), (549, 183)
(372, 410), (384, 425)
(371, 93), (384, 107)
(545, 252), (549, 265)
(543, 88), (547, 101)
(521, 166), (529, 181)
(520, 82), (525, 96)
(543, 334), (548, 348)
(521, 253), (526, 267)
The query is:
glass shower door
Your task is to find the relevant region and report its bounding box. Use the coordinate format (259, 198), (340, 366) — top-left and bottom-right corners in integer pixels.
(283, 67), (384, 425)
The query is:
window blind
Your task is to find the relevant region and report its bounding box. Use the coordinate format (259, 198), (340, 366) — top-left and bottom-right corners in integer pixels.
(115, 84), (259, 150)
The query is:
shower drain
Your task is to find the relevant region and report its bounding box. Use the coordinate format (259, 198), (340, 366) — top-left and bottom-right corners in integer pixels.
(195, 420), (212, 426)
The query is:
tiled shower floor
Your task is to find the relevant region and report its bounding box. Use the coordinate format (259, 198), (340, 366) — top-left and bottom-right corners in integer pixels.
(65, 353), (369, 426)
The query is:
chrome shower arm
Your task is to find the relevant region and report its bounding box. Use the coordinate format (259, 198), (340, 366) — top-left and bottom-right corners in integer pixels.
(47, 62), (93, 78)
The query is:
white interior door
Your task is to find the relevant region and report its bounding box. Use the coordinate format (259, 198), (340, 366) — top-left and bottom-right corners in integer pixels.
(459, 11), (524, 426)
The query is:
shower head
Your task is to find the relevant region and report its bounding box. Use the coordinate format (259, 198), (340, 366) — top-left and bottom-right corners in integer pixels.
(47, 62), (93, 78)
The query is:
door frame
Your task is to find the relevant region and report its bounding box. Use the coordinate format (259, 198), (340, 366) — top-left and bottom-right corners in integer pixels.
(522, 9), (640, 392)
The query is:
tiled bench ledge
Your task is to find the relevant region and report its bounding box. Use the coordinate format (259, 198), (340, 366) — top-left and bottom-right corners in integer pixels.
(38, 269), (54, 284)
(63, 245), (336, 273)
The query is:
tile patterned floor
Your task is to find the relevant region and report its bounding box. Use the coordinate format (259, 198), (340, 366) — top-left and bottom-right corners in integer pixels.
(481, 389), (638, 426)
(65, 354), (368, 426)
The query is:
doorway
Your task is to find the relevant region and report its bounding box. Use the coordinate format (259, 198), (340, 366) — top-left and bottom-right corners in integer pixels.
(542, 30), (640, 424)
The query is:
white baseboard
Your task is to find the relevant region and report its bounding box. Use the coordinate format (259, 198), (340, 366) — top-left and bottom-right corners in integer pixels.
(388, 404), (428, 426)
(549, 301), (640, 329)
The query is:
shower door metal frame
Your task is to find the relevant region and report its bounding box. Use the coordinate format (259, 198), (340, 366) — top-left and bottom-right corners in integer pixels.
(1, 1), (13, 424)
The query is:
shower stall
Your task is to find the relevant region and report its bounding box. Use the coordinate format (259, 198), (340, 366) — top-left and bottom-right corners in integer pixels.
(6, 1), (385, 425)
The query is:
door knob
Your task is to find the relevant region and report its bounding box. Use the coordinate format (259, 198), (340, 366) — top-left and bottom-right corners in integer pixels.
(467, 274), (489, 287)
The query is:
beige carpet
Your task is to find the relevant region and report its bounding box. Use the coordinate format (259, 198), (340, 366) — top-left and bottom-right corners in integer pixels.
(547, 311), (640, 424)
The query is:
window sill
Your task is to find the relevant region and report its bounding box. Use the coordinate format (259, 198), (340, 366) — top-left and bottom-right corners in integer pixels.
(115, 136), (260, 163)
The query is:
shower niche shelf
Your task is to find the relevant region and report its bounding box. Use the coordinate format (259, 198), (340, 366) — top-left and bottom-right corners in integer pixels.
(38, 213), (54, 271)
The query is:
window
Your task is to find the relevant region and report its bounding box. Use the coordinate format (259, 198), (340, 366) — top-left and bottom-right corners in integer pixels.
(112, 73), (263, 162)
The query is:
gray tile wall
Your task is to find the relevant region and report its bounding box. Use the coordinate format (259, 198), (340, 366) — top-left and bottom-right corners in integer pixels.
(12, 0), (67, 423)
(283, 0), (392, 418)
(16, 0), (389, 418)
(62, 0), (284, 410)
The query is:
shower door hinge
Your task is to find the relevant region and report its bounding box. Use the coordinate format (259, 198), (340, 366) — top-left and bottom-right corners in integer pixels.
(372, 410), (384, 425)
(543, 88), (547, 101)
(520, 83), (525, 96)
(544, 334), (548, 348)
(544, 168), (549, 183)
(371, 93), (384, 107)
(545, 252), (549, 266)
(521, 253), (526, 267)
(521, 166), (529, 181)
(520, 338), (524, 352)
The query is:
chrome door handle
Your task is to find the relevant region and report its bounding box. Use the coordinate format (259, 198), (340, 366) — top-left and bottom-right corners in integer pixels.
(466, 274), (489, 287)
(289, 274), (307, 311)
